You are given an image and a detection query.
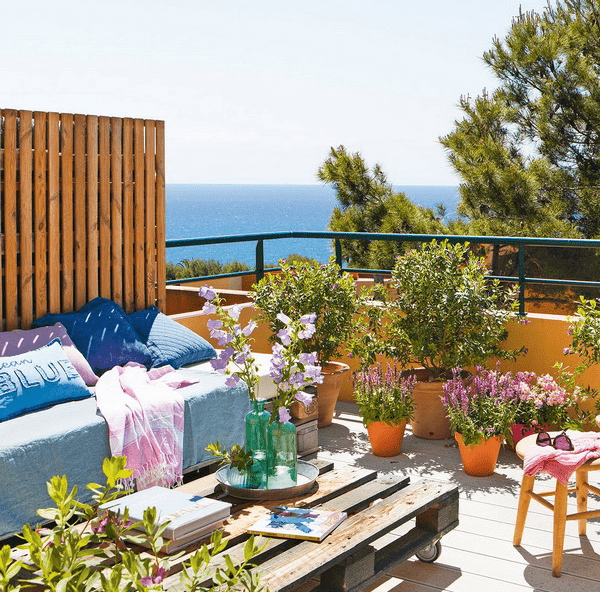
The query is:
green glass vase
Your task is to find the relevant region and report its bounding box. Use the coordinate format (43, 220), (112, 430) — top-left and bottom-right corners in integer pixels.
(244, 400), (269, 489)
(267, 415), (297, 489)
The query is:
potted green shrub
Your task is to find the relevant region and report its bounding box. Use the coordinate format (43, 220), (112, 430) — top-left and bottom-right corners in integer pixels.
(442, 367), (517, 476)
(358, 240), (523, 439)
(252, 258), (360, 427)
(354, 365), (416, 456)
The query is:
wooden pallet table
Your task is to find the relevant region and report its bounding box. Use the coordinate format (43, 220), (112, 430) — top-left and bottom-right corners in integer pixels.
(163, 460), (459, 592)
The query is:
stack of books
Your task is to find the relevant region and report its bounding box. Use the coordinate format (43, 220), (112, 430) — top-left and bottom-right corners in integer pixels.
(101, 486), (232, 553)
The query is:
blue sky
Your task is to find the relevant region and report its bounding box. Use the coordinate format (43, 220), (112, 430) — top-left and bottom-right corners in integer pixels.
(2, 0), (549, 185)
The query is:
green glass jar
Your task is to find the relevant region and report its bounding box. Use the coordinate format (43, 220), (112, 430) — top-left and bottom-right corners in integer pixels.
(245, 400), (269, 489)
(267, 415), (297, 489)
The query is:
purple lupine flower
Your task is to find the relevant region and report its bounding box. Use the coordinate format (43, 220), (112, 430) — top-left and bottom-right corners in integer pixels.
(198, 286), (216, 301)
(212, 329), (233, 347)
(300, 313), (317, 324)
(278, 407), (291, 423)
(299, 352), (318, 366)
(277, 328), (292, 346)
(200, 301), (217, 315)
(242, 320), (258, 336)
(295, 391), (313, 406)
(225, 374), (241, 388)
(206, 319), (223, 331)
(276, 312), (291, 325)
(228, 304), (242, 320)
(290, 372), (307, 385)
(298, 323), (316, 339)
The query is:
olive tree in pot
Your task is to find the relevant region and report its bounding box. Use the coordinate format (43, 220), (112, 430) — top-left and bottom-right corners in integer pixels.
(252, 258), (360, 427)
(356, 240), (524, 439)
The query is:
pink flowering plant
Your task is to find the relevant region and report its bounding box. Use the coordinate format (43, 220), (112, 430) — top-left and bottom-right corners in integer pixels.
(199, 286), (322, 423)
(1, 456), (267, 592)
(512, 371), (582, 429)
(353, 365), (416, 427)
(442, 367), (519, 446)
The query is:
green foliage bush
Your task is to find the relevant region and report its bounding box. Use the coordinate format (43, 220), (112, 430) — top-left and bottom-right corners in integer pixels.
(1, 457), (266, 592)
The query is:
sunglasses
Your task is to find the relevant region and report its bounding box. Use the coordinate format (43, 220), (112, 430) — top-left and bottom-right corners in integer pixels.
(536, 430), (574, 451)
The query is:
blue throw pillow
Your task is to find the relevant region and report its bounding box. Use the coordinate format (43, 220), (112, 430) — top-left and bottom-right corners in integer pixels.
(0, 339), (91, 422)
(33, 298), (153, 374)
(128, 306), (216, 369)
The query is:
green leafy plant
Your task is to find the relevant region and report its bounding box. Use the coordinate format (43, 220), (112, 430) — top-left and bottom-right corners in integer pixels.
(252, 257), (361, 365)
(205, 442), (254, 472)
(384, 240), (523, 380)
(1, 456), (267, 592)
(353, 365), (415, 427)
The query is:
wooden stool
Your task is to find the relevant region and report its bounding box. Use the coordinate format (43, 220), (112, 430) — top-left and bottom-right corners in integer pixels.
(513, 431), (600, 577)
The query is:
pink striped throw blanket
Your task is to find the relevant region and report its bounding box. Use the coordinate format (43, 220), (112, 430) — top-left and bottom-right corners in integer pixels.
(523, 431), (600, 485)
(96, 362), (194, 490)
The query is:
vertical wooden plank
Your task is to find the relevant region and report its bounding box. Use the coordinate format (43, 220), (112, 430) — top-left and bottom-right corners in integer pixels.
(3, 110), (18, 329)
(18, 110), (34, 328)
(98, 116), (111, 299)
(74, 114), (88, 308)
(133, 119), (146, 310)
(60, 113), (74, 312)
(33, 111), (48, 318)
(47, 112), (61, 312)
(155, 120), (166, 313)
(122, 118), (134, 312)
(0, 110), (3, 330)
(86, 115), (99, 300)
(144, 120), (156, 308)
(110, 117), (123, 306)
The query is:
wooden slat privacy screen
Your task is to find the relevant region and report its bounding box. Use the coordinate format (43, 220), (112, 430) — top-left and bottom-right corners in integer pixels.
(0, 109), (166, 331)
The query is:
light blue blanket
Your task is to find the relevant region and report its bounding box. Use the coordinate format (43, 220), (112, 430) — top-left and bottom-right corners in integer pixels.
(0, 367), (250, 540)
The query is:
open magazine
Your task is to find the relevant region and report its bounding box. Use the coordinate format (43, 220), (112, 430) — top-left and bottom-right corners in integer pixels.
(248, 506), (347, 542)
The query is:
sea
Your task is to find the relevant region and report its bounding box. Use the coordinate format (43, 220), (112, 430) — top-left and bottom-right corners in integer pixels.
(165, 184), (460, 266)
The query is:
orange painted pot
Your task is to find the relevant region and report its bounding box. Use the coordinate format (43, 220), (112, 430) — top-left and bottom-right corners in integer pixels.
(366, 419), (408, 457)
(455, 432), (503, 477)
(317, 362), (350, 427)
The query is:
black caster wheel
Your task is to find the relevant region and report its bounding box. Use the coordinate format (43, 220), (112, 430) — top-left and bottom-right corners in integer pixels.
(416, 540), (442, 563)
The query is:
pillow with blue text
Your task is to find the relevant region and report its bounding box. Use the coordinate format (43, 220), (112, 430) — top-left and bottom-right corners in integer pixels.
(0, 338), (91, 423)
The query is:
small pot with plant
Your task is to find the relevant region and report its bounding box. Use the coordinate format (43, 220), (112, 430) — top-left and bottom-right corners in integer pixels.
(252, 257), (361, 427)
(354, 365), (416, 456)
(362, 240), (523, 440)
(442, 367), (518, 476)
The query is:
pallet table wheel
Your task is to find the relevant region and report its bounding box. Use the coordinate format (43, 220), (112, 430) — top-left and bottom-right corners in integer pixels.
(416, 540), (442, 563)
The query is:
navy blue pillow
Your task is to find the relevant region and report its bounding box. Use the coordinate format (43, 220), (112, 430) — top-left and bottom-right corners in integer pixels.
(128, 306), (216, 369)
(32, 298), (153, 374)
(0, 339), (91, 422)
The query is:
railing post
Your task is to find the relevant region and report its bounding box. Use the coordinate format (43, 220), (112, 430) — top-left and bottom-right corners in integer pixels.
(518, 244), (526, 316)
(335, 239), (343, 268)
(256, 240), (264, 284)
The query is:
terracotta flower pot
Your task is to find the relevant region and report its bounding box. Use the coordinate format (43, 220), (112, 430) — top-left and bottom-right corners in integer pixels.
(317, 361), (350, 427)
(409, 369), (451, 440)
(455, 432), (503, 477)
(366, 419), (408, 457)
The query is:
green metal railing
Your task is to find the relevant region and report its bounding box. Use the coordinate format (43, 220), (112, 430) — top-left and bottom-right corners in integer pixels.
(166, 231), (600, 315)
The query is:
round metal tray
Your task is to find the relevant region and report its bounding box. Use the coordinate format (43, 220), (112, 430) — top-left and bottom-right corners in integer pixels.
(215, 460), (319, 500)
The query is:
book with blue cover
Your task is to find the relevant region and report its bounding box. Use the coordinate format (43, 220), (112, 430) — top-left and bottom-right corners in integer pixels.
(247, 506), (347, 542)
(100, 486), (231, 540)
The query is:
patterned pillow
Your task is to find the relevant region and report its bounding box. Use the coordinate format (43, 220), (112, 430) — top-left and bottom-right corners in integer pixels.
(1, 323), (99, 385)
(0, 339), (91, 422)
(32, 298), (153, 374)
(128, 306), (216, 369)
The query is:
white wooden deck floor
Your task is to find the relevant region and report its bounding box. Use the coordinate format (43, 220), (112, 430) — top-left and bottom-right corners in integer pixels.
(312, 401), (600, 592)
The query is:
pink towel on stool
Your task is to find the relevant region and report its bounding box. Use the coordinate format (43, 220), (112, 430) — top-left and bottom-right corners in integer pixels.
(523, 431), (600, 485)
(96, 362), (194, 489)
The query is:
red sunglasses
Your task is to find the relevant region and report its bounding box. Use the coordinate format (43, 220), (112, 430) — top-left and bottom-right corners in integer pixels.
(536, 430), (573, 451)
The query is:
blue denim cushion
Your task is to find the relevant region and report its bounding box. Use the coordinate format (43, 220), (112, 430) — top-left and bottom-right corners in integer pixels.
(0, 339), (91, 422)
(128, 306), (216, 369)
(33, 298), (152, 374)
